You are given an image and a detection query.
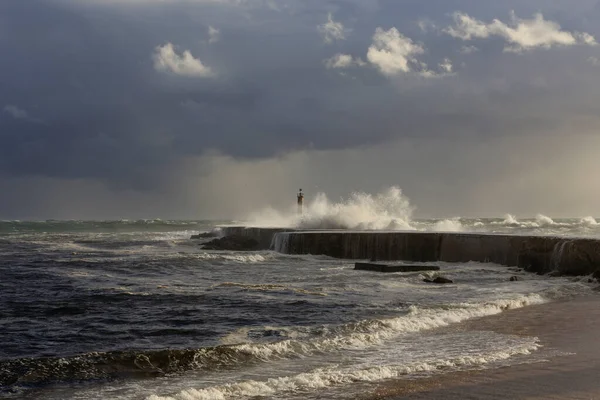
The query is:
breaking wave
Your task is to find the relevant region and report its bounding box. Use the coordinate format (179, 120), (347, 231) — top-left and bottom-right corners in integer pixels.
(148, 340), (539, 400)
(244, 186), (600, 236)
(247, 186), (414, 230)
(581, 216), (598, 226)
(0, 293), (545, 389)
(431, 218), (463, 232)
(194, 252), (270, 263)
(535, 214), (555, 226)
(502, 214), (520, 226)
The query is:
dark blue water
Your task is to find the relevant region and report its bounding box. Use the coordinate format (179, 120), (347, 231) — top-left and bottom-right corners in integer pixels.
(0, 220), (592, 399)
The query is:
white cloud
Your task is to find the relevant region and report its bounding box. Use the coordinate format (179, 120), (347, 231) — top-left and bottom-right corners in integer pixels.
(417, 19), (436, 33)
(153, 43), (214, 77)
(366, 27), (424, 76)
(417, 59), (455, 79)
(208, 25), (220, 44)
(460, 45), (479, 54)
(439, 58), (453, 73)
(3, 105), (28, 120)
(579, 33), (598, 46)
(324, 53), (365, 69)
(445, 12), (597, 52)
(318, 13), (346, 44)
(2, 105), (46, 124)
(588, 56), (600, 66)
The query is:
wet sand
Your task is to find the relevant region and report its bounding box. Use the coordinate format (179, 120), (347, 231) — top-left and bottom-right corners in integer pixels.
(368, 292), (600, 400)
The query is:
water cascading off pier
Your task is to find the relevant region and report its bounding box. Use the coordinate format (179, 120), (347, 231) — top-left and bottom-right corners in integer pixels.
(220, 227), (600, 276)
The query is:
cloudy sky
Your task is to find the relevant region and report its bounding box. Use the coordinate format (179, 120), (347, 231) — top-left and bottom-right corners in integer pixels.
(2, 0), (600, 219)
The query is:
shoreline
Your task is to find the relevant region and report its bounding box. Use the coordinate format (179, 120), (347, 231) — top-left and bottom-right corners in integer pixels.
(365, 292), (600, 400)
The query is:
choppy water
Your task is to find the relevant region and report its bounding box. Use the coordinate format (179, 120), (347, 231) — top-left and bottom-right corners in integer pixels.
(0, 219), (595, 399)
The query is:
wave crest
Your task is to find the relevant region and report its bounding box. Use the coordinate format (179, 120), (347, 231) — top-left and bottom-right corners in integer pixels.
(1, 293), (545, 390)
(247, 186), (414, 230)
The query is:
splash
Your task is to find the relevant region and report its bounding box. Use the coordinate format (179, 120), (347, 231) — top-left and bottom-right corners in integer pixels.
(580, 216), (598, 226)
(247, 186), (414, 230)
(431, 218), (463, 232)
(535, 214), (554, 227)
(501, 214), (520, 226)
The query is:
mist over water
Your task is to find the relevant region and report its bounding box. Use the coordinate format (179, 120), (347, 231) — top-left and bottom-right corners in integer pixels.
(244, 186), (600, 237)
(246, 186), (414, 230)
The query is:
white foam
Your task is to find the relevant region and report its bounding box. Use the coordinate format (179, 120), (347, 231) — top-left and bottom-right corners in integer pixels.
(431, 218), (463, 232)
(580, 216), (598, 226)
(501, 214), (520, 226)
(240, 186), (600, 237)
(147, 339), (539, 400)
(247, 186), (414, 230)
(217, 293), (546, 362)
(195, 252), (269, 263)
(535, 214), (555, 227)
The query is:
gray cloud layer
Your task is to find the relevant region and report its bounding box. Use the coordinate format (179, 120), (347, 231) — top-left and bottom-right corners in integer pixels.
(2, 0), (600, 219)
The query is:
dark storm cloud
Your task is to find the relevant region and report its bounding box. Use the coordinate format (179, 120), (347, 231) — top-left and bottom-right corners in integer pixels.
(2, 0), (600, 218)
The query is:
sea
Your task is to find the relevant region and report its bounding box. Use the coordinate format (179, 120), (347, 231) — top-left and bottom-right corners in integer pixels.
(1, 214), (599, 399)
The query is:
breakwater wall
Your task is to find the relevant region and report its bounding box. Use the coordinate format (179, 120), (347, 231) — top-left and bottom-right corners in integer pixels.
(220, 227), (600, 275)
(219, 227), (294, 250)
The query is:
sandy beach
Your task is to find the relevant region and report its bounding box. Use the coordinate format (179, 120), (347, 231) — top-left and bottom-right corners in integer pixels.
(366, 292), (600, 400)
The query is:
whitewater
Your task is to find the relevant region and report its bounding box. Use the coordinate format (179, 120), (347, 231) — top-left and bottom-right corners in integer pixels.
(1, 187), (598, 399)
(244, 186), (600, 237)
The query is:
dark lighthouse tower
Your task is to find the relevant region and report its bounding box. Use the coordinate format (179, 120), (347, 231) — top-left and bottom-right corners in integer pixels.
(297, 189), (304, 215)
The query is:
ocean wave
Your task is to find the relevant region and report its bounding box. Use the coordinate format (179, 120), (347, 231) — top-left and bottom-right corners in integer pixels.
(0, 219), (220, 234)
(195, 253), (271, 263)
(147, 339), (539, 400)
(215, 282), (327, 296)
(0, 293), (545, 389)
(580, 216), (598, 226)
(535, 214), (555, 227)
(431, 218), (463, 232)
(229, 294), (546, 359)
(246, 186), (414, 230)
(242, 186), (600, 236)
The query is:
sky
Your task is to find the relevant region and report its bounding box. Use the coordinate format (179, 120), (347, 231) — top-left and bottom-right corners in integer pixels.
(2, 0), (600, 219)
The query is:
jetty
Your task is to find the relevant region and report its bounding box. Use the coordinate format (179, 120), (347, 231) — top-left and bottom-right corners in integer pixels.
(218, 227), (600, 276)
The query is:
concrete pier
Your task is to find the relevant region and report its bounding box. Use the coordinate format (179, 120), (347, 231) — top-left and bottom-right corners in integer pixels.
(220, 227), (600, 276)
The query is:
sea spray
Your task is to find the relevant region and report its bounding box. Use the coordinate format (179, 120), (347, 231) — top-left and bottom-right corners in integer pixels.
(247, 186), (414, 230)
(580, 216), (598, 226)
(535, 214), (555, 227)
(431, 219), (463, 232)
(244, 188), (600, 235)
(502, 214), (520, 226)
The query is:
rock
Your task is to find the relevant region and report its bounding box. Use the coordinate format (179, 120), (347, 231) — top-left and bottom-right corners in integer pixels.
(355, 263), (441, 273)
(202, 235), (260, 251)
(509, 276), (521, 282)
(423, 277), (453, 284)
